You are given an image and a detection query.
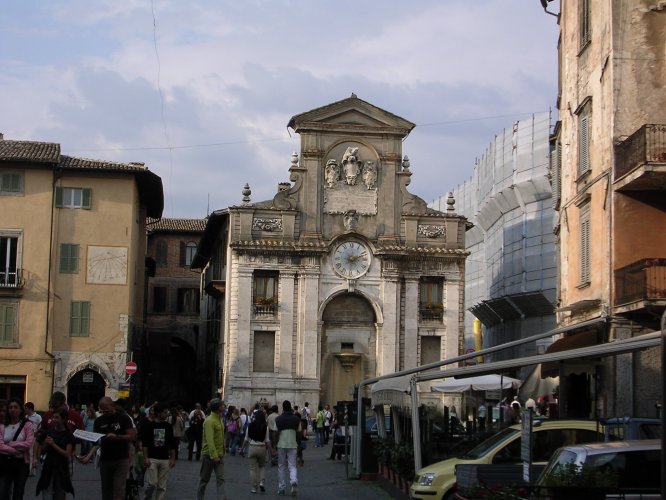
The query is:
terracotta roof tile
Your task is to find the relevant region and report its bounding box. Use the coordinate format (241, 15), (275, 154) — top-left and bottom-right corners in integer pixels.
(0, 140), (60, 163)
(60, 155), (148, 172)
(148, 218), (206, 233)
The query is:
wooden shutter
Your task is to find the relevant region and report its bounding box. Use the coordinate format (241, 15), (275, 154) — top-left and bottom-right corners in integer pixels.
(579, 114), (589, 175)
(180, 241), (186, 267)
(55, 187), (63, 207)
(81, 188), (92, 209)
(580, 206), (591, 284)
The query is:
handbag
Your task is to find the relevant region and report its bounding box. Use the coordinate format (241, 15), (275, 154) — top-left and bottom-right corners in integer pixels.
(125, 467), (140, 500)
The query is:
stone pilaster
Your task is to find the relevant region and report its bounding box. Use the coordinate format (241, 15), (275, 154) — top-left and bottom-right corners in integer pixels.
(278, 272), (296, 377)
(379, 273), (400, 374)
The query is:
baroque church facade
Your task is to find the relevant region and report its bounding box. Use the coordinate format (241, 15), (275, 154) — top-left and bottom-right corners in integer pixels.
(196, 96), (469, 408)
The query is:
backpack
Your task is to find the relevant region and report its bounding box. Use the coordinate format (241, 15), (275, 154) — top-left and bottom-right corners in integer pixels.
(227, 418), (238, 434)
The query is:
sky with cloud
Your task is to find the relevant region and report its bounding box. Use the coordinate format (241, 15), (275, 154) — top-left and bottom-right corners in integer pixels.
(1, 0), (560, 218)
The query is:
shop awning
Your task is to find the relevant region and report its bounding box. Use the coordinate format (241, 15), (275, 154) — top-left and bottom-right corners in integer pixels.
(542, 329), (600, 377)
(370, 374), (413, 407)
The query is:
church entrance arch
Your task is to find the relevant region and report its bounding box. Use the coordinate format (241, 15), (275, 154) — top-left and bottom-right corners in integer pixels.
(321, 293), (377, 407)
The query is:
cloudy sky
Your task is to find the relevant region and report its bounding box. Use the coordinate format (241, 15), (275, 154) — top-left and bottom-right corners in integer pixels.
(1, 1), (560, 219)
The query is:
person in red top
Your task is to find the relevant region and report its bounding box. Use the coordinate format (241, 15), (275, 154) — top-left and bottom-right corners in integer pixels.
(38, 392), (85, 434)
(33, 391), (84, 460)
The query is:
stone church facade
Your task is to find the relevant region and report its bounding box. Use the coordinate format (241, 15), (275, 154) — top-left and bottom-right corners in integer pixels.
(198, 96), (469, 409)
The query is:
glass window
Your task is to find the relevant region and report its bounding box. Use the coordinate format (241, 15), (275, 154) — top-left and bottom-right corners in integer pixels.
(419, 277), (443, 321)
(0, 172), (23, 195)
(0, 235), (20, 287)
(0, 302), (18, 346)
(185, 242), (197, 267)
(177, 288), (200, 314)
(55, 187), (92, 209)
(70, 301), (91, 337)
(59, 244), (79, 274)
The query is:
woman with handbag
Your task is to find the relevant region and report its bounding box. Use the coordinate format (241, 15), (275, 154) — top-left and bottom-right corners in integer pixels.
(34, 408), (75, 499)
(0, 398), (35, 500)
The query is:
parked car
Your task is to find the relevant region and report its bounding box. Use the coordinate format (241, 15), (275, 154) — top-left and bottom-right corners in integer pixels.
(410, 419), (604, 500)
(536, 439), (661, 499)
(603, 417), (661, 441)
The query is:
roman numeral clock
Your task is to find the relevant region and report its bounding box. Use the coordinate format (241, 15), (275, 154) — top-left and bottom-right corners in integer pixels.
(332, 241), (371, 280)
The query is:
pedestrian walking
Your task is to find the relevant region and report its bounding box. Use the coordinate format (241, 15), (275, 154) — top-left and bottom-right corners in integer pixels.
(188, 403), (206, 461)
(275, 400), (301, 497)
(167, 406), (185, 460)
(0, 398), (34, 500)
(80, 396), (137, 500)
(34, 407), (75, 500)
(242, 409), (273, 494)
(197, 398), (226, 500)
(140, 402), (177, 500)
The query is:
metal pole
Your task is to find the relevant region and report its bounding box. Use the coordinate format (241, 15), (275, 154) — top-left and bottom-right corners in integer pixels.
(410, 376), (422, 471)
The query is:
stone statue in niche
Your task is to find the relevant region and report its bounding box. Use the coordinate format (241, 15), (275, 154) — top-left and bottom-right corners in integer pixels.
(343, 209), (359, 231)
(325, 159), (340, 188)
(342, 147), (361, 185)
(362, 161), (377, 189)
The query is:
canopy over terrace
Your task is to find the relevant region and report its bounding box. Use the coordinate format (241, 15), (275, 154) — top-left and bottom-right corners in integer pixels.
(431, 374), (520, 393)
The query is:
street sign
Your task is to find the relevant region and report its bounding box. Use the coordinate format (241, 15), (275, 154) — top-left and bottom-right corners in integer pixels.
(125, 361), (137, 375)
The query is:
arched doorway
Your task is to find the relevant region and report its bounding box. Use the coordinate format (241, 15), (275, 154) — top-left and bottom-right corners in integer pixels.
(144, 334), (198, 408)
(321, 293), (377, 406)
(67, 369), (106, 408)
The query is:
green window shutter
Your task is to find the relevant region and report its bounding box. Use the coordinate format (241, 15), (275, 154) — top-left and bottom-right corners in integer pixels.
(0, 303), (17, 344)
(55, 187), (63, 207)
(60, 244), (79, 273)
(579, 114), (590, 175)
(70, 301), (90, 337)
(81, 188), (92, 209)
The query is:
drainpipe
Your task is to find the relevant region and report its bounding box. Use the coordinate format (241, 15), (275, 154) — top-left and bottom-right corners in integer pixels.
(44, 166), (62, 394)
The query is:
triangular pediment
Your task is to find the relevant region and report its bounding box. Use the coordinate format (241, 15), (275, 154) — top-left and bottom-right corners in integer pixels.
(288, 95), (415, 136)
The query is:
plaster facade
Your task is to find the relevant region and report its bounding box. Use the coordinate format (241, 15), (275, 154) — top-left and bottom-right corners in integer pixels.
(554, 0), (666, 418)
(0, 139), (162, 411)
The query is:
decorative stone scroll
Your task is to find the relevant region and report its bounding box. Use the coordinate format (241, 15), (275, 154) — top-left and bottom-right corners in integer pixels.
(418, 225), (446, 238)
(253, 218), (283, 232)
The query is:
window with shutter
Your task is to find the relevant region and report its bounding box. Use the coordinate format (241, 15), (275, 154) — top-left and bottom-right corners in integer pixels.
(59, 244), (79, 273)
(155, 240), (168, 267)
(580, 0), (591, 48)
(0, 233), (21, 287)
(0, 302), (18, 346)
(70, 301), (91, 337)
(578, 114), (590, 176)
(185, 242), (197, 267)
(0, 172), (24, 195)
(579, 204), (591, 285)
(55, 187), (92, 209)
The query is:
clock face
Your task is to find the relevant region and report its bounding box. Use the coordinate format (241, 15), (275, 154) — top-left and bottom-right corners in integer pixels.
(332, 241), (371, 279)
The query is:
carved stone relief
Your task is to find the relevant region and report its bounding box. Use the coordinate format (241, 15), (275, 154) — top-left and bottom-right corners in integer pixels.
(323, 146), (378, 215)
(418, 225), (446, 238)
(253, 218), (283, 232)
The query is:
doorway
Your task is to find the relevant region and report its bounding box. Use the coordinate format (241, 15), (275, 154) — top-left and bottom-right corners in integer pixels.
(67, 369), (106, 408)
(321, 293), (376, 407)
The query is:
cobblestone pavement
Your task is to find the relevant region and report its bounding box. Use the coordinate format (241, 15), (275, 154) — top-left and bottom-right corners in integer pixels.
(25, 440), (397, 499)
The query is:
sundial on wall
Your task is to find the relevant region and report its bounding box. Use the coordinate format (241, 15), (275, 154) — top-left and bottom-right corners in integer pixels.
(86, 246), (128, 285)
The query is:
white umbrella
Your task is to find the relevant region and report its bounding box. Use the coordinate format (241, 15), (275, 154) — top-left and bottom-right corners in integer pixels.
(431, 374), (521, 393)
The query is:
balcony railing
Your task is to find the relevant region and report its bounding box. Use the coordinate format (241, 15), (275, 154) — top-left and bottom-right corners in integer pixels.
(253, 302), (276, 316)
(615, 124), (666, 179)
(419, 305), (444, 322)
(615, 258), (666, 306)
(0, 269), (24, 289)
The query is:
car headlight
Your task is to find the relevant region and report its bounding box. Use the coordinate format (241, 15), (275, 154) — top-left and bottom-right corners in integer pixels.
(419, 472), (436, 486)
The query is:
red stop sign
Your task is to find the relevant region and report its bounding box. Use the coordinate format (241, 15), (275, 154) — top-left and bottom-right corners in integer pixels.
(125, 361), (137, 375)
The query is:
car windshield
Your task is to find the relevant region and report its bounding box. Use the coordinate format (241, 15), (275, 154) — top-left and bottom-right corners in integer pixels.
(538, 449), (578, 483)
(458, 428), (518, 459)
